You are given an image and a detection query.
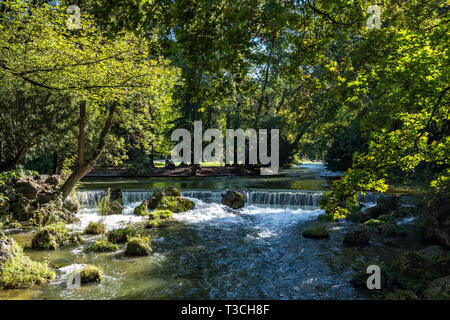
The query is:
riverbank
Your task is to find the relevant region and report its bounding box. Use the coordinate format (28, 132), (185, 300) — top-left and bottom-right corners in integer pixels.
(86, 166), (260, 177)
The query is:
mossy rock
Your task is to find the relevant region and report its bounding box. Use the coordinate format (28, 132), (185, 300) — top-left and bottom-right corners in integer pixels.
(0, 233), (55, 289)
(100, 200), (123, 215)
(343, 229), (370, 247)
(79, 265), (103, 284)
(431, 253), (450, 277)
(221, 190), (245, 209)
(318, 214), (333, 222)
(134, 200), (149, 216)
(85, 238), (119, 252)
(149, 209), (173, 220)
(377, 222), (407, 238)
(346, 210), (371, 223)
(152, 196), (195, 213)
(84, 221), (106, 235)
(391, 252), (437, 294)
(384, 290), (418, 300)
(125, 236), (152, 256)
(31, 223), (80, 250)
(146, 218), (177, 229)
(302, 226), (329, 239)
(106, 226), (137, 244)
(163, 187), (181, 197)
(421, 276), (450, 300)
(350, 262), (394, 290)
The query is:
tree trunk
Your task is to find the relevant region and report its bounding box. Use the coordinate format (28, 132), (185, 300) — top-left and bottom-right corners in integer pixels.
(52, 152), (59, 175)
(59, 102), (116, 199)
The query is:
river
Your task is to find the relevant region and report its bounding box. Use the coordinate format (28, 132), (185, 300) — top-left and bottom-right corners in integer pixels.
(0, 163), (399, 300)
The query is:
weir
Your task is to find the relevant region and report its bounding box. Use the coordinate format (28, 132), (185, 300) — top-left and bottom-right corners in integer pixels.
(77, 189), (380, 208)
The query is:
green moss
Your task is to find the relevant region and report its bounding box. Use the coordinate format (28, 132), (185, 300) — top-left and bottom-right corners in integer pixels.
(146, 218), (177, 229)
(134, 200), (149, 216)
(364, 219), (385, 226)
(31, 222), (80, 250)
(84, 221), (106, 235)
(125, 235), (152, 256)
(149, 209), (173, 220)
(85, 238), (119, 252)
(148, 189), (195, 213)
(302, 226), (329, 239)
(106, 226), (136, 244)
(0, 235), (55, 289)
(378, 222), (407, 238)
(79, 265), (103, 284)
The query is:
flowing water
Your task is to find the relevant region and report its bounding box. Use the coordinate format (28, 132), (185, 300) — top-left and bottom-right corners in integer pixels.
(0, 163), (400, 300)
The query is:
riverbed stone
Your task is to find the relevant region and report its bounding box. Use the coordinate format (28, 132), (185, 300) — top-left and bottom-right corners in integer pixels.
(148, 188), (195, 213)
(14, 180), (40, 200)
(84, 221), (106, 235)
(0, 232), (55, 289)
(31, 222), (80, 250)
(343, 230), (370, 247)
(79, 265), (103, 284)
(221, 190), (245, 209)
(125, 236), (152, 256)
(302, 226), (329, 239)
(134, 200), (149, 216)
(391, 251), (437, 294)
(422, 275), (450, 300)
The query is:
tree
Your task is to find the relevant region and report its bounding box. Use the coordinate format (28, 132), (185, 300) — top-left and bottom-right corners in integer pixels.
(319, 0), (449, 218)
(0, 0), (179, 198)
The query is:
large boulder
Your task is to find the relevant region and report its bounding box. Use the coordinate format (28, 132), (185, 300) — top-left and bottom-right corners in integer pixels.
(221, 190), (245, 209)
(14, 180), (40, 200)
(343, 230), (370, 247)
(44, 175), (60, 187)
(148, 188), (194, 213)
(391, 252), (437, 294)
(125, 236), (152, 256)
(422, 276), (450, 300)
(0, 232), (55, 289)
(31, 222), (80, 250)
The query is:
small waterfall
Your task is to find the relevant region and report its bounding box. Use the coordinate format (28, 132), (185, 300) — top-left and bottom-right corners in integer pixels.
(76, 190), (106, 207)
(77, 189), (381, 208)
(181, 190), (223, 203)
